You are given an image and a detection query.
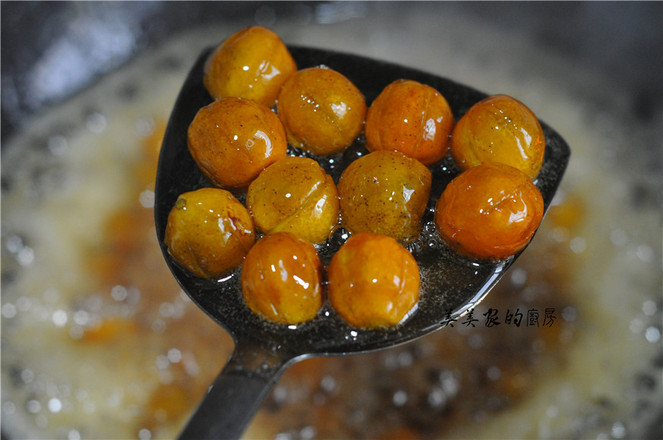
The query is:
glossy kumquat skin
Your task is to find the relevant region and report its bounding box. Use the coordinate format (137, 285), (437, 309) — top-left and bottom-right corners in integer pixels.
(241, 232), (323, 325)
(327, 232), (420, 329)
(449, 94), (545, 179)
(165, 188), (255, 278)
(435, 163), (544, 260)
(247, 157), (339, 244)
(365, 79), (454, 165)
(203, 26), (297, 107)
(188, 97), (287, 188)
(277, 66), (366, 156)
(338, 151), (432, 242)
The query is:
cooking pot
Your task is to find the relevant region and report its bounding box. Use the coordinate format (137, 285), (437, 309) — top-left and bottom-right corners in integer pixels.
(2, 2), (661, 439)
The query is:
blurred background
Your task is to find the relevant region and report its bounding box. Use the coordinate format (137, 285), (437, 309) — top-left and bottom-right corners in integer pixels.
(2, 2), (661, 440)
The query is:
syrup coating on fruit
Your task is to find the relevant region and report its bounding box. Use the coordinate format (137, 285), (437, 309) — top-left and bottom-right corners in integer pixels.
(187, 97), (287, 188)
(277, 66), (366, 156)
(203, 26), (297, 107)
(435, 163), (544, 260)
(365, 79), (454, 165)
(450, 94), (545, 179)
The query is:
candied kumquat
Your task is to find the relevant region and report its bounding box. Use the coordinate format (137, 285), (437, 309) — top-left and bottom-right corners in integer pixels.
(328, 232), (420, 329)
(204, 26), (297, 107)
(277, 67), (366, 155)
(247, 157), (339, 244)
(435, 163), (544, 260)
(365, 79), (454, 165)
(165, 188), (255, 278)
(241, 232), (323, 325)
(450, 94), (544, 179)
(338, 151), (431, 242)
(188, 97), (287, 188)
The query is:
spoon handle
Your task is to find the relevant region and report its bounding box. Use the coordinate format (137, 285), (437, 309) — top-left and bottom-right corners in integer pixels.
(178, 343), (291, 440)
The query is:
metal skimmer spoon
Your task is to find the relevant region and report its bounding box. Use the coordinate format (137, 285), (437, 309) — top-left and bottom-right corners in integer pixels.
(154, 46), (570, 439)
